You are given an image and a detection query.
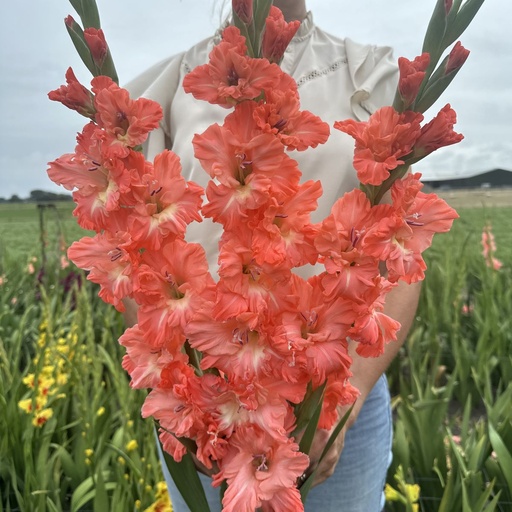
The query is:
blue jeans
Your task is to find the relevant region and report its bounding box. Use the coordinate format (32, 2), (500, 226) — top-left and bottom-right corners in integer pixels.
(158, 374), (392, 511)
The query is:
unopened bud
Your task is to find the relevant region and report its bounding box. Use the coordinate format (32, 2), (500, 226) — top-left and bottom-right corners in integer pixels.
(233, 0), (253, 24)
(84, 28), (108, 68)
(445, 41), (470, 75)
(262, 6), (300, 64)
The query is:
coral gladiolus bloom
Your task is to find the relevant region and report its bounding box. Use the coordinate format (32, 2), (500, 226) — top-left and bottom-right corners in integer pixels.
(414, 104), (463, 157)
(134, 239), (215, 349)
(183, 26), (282, 107)
(334, 107), (423, 186)
(213, 425), (309, 512)
(48, 67), (96, 119)
(92, 76), (162, 157)
(67, 231), (138, 311)
(253, 87), (330, 151)
(130, 150), (203, 249)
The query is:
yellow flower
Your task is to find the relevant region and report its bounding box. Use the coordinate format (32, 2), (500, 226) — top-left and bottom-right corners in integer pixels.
(154, 481), (169, 499)
(127, 420), (134, 428)
(41, 365), (55, 376)
(118, 456), (126, 465)
(18, 398), (33, 413)
(96, 406), (106, 417)
(85, 448), (94, 457)
(23, 374), (36, 388)
(32, 408), (53, 427)
(143, 482), (173, 512)
(57, 373), (69, 386)
(384, 483), (402, 502)
(126, 439), (138, 452)
(405, 483), (420, 503)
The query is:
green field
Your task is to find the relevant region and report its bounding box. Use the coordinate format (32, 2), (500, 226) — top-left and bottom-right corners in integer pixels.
(1, 198), (511, 511)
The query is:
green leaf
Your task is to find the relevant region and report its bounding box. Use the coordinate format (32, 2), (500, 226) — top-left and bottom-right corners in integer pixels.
(421, 0), (449, 67)
(293, 382), (326, 435)
(161, 444), (211, 512)
(297, 384), (325, 457)
(93, 469), (109, 512)
(69, 0), (101, 29)
(413, 55), (464, 113)
(317, 405), (354, 464)
(488, 422), (512, 494)
(251, 0), (272, 57)
(232, 10), (256, 58)
(300, 403), (353, 504)
(444, 0), (486, 48)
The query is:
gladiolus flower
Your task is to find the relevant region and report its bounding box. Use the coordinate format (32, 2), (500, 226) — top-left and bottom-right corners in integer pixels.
(92, 76), (163, 157)
(213, 425), (309, 512)
(334, 107), (423, 186)
(67, 231), (139, 311)
(397, 53), (430, 108)
(445, 41), (470, 75)
(481, 223), (503, 270)
(183, 26), (282, 107)
(48, 67), (96, 119)
(262, 6), (301, 64)
(84, 28), (108, 68)
(414, 104), (463, 158)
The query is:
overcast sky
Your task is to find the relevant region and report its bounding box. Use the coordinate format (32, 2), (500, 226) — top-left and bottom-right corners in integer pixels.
(1, 0), (510, 199)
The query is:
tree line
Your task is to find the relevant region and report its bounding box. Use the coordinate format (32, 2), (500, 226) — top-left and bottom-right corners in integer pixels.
(0, 190), (73, 203)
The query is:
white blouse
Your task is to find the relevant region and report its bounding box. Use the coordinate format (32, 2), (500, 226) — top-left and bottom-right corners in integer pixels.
(126, 12), (398, 275)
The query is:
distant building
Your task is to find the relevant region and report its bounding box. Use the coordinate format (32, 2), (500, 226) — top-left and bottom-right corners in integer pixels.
(423, 168), (512, 190)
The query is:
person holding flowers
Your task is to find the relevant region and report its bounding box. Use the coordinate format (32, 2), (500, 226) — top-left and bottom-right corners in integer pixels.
(48, 0), (478, 509)
(123, 1), (422, 510)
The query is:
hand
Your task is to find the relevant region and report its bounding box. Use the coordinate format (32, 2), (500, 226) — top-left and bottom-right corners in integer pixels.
(298, 402), (357, 489)
(307, 420), (347, 488)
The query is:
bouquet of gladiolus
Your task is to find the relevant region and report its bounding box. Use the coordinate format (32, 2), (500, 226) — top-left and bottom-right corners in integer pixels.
(47, 0), (484, 510)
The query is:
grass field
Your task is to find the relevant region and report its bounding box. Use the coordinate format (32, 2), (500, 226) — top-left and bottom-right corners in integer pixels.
(1, 191), (511, 511)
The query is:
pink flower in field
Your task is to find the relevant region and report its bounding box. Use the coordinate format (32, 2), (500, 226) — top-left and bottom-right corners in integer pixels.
(461, 303), (474, 315)
(11, 297), (17, 305)
(60, 255), (70, 270)
(481, 223), (502, 271)
(27, 263), (35, 274)
(0, 275), (6, 285)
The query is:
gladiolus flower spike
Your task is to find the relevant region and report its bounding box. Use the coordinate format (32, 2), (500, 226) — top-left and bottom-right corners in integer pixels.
(46, 1), (485, 510)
